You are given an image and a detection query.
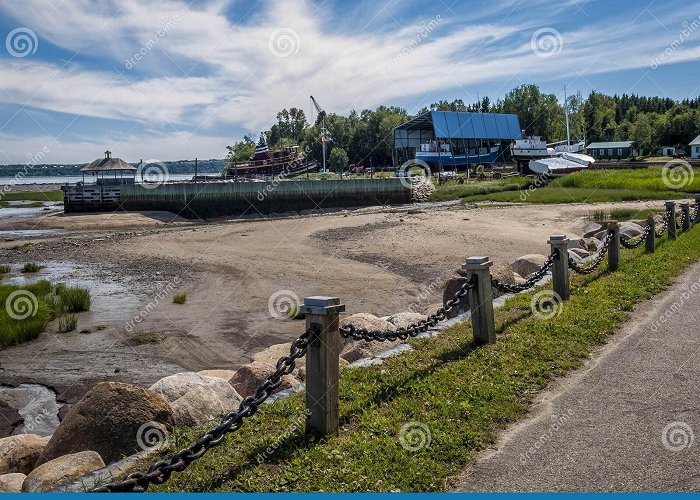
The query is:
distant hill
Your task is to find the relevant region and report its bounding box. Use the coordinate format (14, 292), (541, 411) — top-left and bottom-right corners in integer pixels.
(0, 159), (226, 177)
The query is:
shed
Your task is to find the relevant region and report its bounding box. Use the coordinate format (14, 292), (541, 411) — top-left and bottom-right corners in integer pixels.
(660, 146), (676, 157)
(393, 111), (521, 171)
(585, 141), (637, 159)
(690, 135), (700, 159)
(81, 151), (136, 185)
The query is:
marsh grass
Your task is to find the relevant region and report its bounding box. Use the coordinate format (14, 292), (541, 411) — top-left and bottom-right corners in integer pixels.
(173, 294), (187, 304)
(57, 286), (91, 312)
(21, 262), (42, 273)
(58, 313), (78, 333)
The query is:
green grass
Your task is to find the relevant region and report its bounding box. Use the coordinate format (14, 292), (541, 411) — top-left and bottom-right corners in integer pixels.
(590, 207), (665, 224)
(0, 191), (63, 202)
(428, 177), (531, 202)
(173, 294), (187, 305)
(58, 313), (78, 333)
(21, 262), (42, 273)
(554, 168), (700, 193)
(0, 280), (54, 347)
(56, 285), (91, 312)
(134, 223), (700, 493)
(128, 331), (164, 345)
(0, 201), (45, 208)
(0, 265), (10, 275)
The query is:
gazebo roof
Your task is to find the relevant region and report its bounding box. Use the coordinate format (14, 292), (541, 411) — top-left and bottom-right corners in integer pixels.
(81, 151), (136, 172)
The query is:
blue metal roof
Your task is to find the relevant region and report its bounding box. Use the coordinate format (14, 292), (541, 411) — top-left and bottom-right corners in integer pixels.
(394, 111), (521, 140)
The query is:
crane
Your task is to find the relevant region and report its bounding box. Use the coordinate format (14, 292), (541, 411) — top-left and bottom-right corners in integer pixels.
(310, 95), (327, 172)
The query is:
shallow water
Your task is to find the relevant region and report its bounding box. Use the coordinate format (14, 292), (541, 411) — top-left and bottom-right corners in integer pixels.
(0, 384), (61, 436)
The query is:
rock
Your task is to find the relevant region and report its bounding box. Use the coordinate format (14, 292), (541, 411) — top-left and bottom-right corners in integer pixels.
(619, 221), (645, 238)
(386, 312), (427, 329)
(411, 177), (436, 202)
(0, 473), (26, 492)
(253, 343), (305, 370)
(22, 451), (105, 492)
(443, 276), (470, 318)
(0, 434), (51, 475)
(340, 345), (373, 363)
(567, 238), (586, 250)
(513, 273), (526, 285)
(0, 401), (21, 438)
(582, 222), (602, 238)
(593, 230), (607, 240)
(228, 362), (299, 399)
(196, 369), (237, 381)
(38, 382), (174, 466)
(583, 237), (601, 252)
(569, 248), (590, 259)
(340, 313), (395, 333)
(511, 254), (548, 278)
(150, 373), (240, 405)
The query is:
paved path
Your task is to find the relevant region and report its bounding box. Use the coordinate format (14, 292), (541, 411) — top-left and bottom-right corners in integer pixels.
(455, 261), (700, 491)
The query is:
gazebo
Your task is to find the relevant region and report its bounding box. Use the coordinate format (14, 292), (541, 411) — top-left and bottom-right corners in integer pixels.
(80, 150), (136, 185)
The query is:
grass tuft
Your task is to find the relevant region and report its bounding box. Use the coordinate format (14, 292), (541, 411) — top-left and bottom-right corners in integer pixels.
(21, 262), (42, 273)
(58, 313), (78, 333)
(0, 265), (10, 275)
(57, 286), (91, 312)
(173, 294), (187, 305)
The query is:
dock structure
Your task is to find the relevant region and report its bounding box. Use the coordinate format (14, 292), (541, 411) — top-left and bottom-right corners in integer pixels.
(392, 111), (521, 173)
(62, 151), (136, 212)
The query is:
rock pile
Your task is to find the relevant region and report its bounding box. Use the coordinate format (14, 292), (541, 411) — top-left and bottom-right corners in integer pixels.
(411, 177), (435, 202)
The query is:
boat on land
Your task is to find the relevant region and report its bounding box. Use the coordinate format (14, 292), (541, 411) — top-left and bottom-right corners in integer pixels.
(222, 142), (317, 179)
(415, 141), (500, 169)
(528, 152), (595, 177)
(510, 136), (553, 161)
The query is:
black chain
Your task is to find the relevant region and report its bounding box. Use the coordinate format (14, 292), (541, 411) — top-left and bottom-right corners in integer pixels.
(491, 251), (556, 294)
(655, 213), (669, 238)
(569, 231), (611, 275)
(676, 211), (685, 229)
(92, 325), (320, 493)
(620, 224), (651, 249)
(339, 276), (477, 342)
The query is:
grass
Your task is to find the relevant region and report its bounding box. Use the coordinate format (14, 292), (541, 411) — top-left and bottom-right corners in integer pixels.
(56, 285), (92, 312)
(462, 187), (686, 204)
(173, 294), (187, 305)
(128, 331), (164, 345)
(21, 262), (42, 273)
(0, 191), (63, 202)
(0, 201), (45, 208)
(0, 265), (10, 275)
(135, 223), (700, 493)
(554, 168), (700, 193)
(589, 207), (665, 224)
(58, 313), (78, 333)
(0, 280), (54, 348)
(428, 177), (530, 202)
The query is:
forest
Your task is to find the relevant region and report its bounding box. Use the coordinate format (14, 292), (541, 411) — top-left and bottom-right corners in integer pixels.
(226, 84), (700, 169)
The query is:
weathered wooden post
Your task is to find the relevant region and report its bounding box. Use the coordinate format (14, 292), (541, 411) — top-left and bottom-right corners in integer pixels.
(301, 296), (344, 437)
(608, 222), (620, 271)
(666, 201), (677, 240)
(462, 257), (496, 344)
(681, 203), (691, 231)
(645, 213), (656, 253)
(548, 235), (570, 301)
(695, 195), (700, 224)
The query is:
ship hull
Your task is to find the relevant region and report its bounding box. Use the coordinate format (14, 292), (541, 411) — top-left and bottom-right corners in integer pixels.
(415, 149), (499, 169)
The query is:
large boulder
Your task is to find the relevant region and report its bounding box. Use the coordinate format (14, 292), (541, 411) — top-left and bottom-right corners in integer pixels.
(0, 473), (26, 492)
(582, 237), (601, 252)
(197, 369), (237, 381)
(340, 345), (373, 363)
(386, 312), (427, 329)
(228, 362), (299, 399)
(619, 221), (645, 238)
(340, 313), (395, 333)
(443, 276), (470, 318)
(22, 451), (104, 492)
(38, 382), (174, 466)
(582, 222), (603, 238)
(511, 254), (548, 278)
(253, 343), (304, 369)
(569, 248), (590, 260)
(567, 238), (586, 250)
(169, 388), (231, 427)
(0, 434), (50, 475)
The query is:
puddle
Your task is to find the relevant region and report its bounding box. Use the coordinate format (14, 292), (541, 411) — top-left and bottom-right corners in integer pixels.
(0, 384), (61, 436)
(0, 203), (61, 220)
(0, 229), (65, 240)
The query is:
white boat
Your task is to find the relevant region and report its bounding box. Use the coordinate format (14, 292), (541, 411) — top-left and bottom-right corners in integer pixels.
(553, 140), (585, 153)
(528, 152), (595, 177)
(510, 136), (554, 160)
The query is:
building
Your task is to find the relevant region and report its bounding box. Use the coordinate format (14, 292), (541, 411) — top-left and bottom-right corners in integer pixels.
(393, 111), (521, 171)
(690, 135), (700, 159)
(660, 146), (676, 157)
(585, 141), (638, 159)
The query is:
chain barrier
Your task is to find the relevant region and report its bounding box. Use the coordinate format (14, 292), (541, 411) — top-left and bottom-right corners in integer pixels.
(339, 277), (476, 342)
(620, 224), (651, 249)
(655, 214), (669, 238)
(568, 231), (612, 275)
(92, 325), (320, 493)
(676, 211), (685, 229)
(693, 204), (700, 222)
(490, 251), (556, 294)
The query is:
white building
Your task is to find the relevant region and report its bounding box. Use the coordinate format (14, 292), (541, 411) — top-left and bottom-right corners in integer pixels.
(690, 135), (700, 159)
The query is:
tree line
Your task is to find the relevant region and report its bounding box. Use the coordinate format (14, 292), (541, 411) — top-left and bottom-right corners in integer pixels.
(226, 84), (700, 168)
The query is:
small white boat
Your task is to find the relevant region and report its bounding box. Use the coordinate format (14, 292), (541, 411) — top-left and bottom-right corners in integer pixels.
(510, 136), (554, 160)
(528, 152), (595, 177)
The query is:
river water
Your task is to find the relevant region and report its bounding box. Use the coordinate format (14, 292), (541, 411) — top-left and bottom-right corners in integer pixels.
(0, 173), (202, 185)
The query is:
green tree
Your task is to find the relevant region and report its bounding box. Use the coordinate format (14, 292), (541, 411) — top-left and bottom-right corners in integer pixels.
(329, 147), (349, 174)
(225, 134), (256, 162)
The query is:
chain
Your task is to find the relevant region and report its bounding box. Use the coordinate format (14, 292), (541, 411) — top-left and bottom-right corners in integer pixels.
(655, 213), (669, 238)
(620, 224), (651, 249)
(92, 325), (320, 493)
(339, 277), (477, 342)
(676, 211), (685, 229)
(491, 251), (556, 294)
(568, 231), (611, 275)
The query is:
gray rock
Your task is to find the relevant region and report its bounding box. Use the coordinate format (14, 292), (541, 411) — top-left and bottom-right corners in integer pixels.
(22, 451), (105, 492)
(443, 276), (470, 318)
(0, 473), (26, 492)
(340, 313), (395, 333)
(228, 362), (299, 398)
(569, 248), (590, 259)
(582, 222), (603, 238)
(0, 434), (50, 475)
(386, 312), (427, 329)
(150, 373), (241, 408)
(511, 254), (548, 278)
(340, 345), (374, 363)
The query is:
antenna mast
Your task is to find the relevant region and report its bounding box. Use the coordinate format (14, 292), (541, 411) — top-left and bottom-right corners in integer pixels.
(310, 95), (327, 171)
(563, 85), (571, 146)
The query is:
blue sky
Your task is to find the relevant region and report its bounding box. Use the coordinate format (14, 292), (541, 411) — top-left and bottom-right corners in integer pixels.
(0, 0), (699, 164)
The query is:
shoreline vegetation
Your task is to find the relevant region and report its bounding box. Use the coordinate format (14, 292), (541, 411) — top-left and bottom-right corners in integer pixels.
(137, 218), (700, 493)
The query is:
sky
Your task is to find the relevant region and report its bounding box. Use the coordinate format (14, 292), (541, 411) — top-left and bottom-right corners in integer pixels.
(0, 0), (699, 164)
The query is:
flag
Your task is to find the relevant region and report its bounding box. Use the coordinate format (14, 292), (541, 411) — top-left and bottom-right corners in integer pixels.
(321, 130), (333, 143)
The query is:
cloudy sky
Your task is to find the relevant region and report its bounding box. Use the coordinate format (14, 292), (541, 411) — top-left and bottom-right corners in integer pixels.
(0, 0), (699, 164)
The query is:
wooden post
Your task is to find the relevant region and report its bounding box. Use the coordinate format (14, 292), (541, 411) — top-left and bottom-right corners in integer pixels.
(666, 201), (677, 240)
(681, 203), (691, 231)
(608, 222), (620, 272)
(462, 257), (496, 344)
(301, 296), (344, 437)
(645, 213), (655, 253)
(695, 195), (700, 224)
(548, 235), (570, 301)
